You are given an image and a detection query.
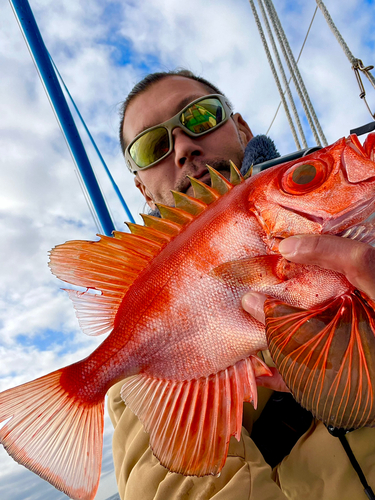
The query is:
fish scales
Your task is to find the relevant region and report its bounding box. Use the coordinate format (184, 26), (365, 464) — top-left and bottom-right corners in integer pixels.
(114, 195), (268, 380)
(0, 134), (375, 499)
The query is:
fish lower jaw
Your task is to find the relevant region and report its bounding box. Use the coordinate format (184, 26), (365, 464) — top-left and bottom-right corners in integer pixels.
(322, 200), (375, 235)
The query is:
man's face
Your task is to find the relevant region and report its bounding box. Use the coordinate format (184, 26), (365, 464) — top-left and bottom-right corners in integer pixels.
(122, 76), (253, 209)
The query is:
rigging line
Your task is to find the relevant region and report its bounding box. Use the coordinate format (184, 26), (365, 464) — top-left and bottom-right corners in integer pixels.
(266, 6), (318, 136)
(74, 170), (102, 233)
(249, 0), (302, 149)
(265, 0), (327, 147)
(50, 59), (117, 232)
(315, 0), (355, 64)
(9, 2), (103, 233)
(265, 0), (320, 145)
(257, 0), (308, 148)
(316, 0), (375, 119)
(50, 56), (135, 224)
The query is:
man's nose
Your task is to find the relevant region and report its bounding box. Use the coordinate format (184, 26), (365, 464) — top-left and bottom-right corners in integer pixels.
(172, 128), (204, 167)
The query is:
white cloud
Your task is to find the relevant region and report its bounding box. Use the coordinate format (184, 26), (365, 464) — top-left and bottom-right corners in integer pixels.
(1, 0), (375, 498)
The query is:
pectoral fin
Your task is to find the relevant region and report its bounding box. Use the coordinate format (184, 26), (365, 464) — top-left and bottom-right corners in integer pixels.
(264, 291), (375, 429)
(210, 255), (306, 293)
(210, 255), (283, 288)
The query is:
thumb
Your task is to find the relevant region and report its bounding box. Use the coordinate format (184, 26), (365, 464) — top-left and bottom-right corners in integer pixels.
(242, 292), (267, 324)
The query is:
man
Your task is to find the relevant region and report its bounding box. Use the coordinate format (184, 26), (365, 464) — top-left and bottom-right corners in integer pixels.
(108, 69), (375, 499)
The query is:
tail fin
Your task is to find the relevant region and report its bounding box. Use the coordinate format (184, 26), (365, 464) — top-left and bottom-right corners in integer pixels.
(0, 368), (104, 500)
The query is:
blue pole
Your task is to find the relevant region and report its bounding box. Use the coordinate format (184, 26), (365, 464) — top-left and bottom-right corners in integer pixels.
(9, 0), (116, 236)
(51, 58), (135, 224)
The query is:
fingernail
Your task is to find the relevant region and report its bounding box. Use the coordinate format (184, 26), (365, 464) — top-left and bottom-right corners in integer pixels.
(279, 236), (302, 257)
(241, 291), (264, 310)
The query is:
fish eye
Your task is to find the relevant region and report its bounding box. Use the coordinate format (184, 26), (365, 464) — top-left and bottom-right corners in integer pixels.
(292, 164), (317, 185)
(281, 159), (328, 195)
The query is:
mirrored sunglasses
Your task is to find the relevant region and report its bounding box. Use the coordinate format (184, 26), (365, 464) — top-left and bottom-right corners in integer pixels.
(125, 94), (232, 173)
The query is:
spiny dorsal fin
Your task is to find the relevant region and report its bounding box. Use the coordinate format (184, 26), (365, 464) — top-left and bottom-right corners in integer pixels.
(156, 204), (194, 225)
(206, 165), (233, 195)
(243, 164), (253, 180)
(229, 160), (244, 185)
(141, 214), (182, 236)
(187, 176), (220, 204)
(50, 164), (242, 337)
(171, 191), (207, 216)
(126, 222), (173, 245)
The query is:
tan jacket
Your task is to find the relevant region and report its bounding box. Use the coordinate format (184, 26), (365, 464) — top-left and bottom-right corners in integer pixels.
(108, 380), (375, 500)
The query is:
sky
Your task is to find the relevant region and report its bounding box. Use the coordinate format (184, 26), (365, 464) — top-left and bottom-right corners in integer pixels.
(1, 0), (375, 498)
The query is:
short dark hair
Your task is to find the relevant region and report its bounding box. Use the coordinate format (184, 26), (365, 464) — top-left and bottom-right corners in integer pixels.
(119, 69), (231, 155)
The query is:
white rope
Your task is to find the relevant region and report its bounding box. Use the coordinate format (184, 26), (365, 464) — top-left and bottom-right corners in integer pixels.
(248, 0), (302, 149)
(266, 6), (318, 136)
(316, 0), (375, 113)
(264, 0), (328, 147)
(257, 0), (308, 148)
(316, 0), (356, 64)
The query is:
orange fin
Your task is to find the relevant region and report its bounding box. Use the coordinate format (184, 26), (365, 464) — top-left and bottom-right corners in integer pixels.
(49, 233), (162, 335)
(187, 176), (220, 204)
(264, 291), (375, 429)
(49, 166), (239, 336)
(210, 255), (286, 288)
(121, 356), (271, 476)
(171, 191), (207, 215)
(125, 221), (172, 244)
(156, 204), (194, 225)
(206, 165), (233, 195)
(141, 213), (182, 236)
(0, 368), (104, 500)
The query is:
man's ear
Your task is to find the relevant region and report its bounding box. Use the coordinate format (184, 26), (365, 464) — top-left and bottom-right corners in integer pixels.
(232, 113), (253, 147)
(134, 174), (157, 210)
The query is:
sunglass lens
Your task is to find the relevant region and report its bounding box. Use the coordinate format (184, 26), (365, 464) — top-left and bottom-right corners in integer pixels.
(180, 98), (226, 134)
(130, 127), (169, 168)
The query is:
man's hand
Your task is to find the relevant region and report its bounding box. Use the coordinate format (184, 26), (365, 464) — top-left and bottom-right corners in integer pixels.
(242, 234), (375, 392)
(242, 234), (375, 320)
(278, 234), (375, 300)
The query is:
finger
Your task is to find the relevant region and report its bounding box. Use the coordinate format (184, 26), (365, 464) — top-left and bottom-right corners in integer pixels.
(242, 292), (266, 324)
(279, 234), (375, 300)
(256, 368), (290, 392)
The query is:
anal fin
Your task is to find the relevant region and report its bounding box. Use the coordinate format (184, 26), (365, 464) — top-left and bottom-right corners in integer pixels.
(121, 355), (271, 476)
(264, 291), (375, 429)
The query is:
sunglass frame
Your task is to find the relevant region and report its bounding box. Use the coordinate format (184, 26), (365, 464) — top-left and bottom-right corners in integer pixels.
(125, 94), (233, 173)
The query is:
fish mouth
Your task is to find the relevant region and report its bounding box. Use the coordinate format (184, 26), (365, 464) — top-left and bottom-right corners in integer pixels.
(322, 199), (375, 235)
(279, 205), (324, 227)
(279, 198), (375, 236)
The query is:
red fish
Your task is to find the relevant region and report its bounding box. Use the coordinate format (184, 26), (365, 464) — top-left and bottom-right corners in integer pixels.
(1, 134), (375, 500)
